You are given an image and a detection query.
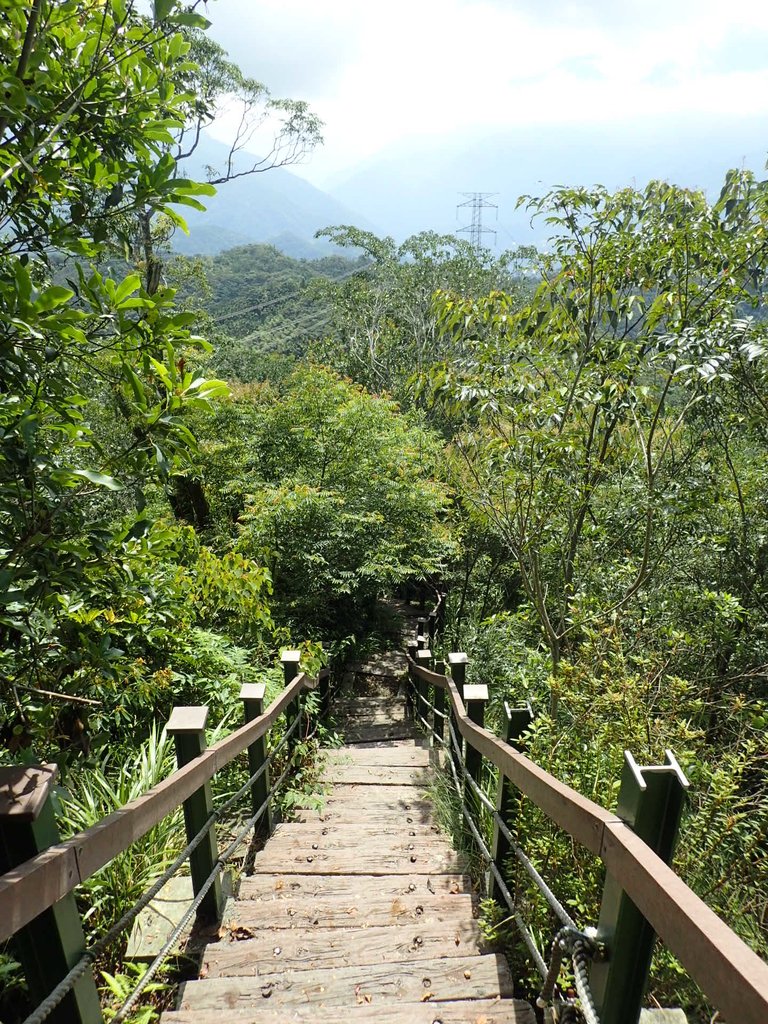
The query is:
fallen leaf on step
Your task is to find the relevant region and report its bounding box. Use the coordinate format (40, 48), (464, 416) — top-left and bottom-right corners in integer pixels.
(449, 881), (460, 894)
(427, 878), (435, 893)
(230, 926), (255, 941)
(464, 969), (472, 979)
(420, 991), (434, 1002)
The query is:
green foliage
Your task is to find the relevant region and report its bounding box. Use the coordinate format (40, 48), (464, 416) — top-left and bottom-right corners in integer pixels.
(56, 724), (182, 947)
(198, 365), (455, 631)
(312, 227), (532, 403)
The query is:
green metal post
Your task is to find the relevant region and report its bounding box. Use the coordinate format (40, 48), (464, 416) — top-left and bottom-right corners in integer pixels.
(447, 652), (468, 778)
(415, 648), (433, 740)
(406, 639), (419, 721)
(240, 683), (273, 840)
(166, 706), (223, 925)
(281, 649), (302, 754)
(591, 750), (689, 1024)
(427, 610), (438, 647)
(463, 683), (488, 813)
(416, 618), (428, 650)
(436, 591), (446, 638)
(490, 701), (534, 903)
(433, 659), (446, 751)
(319, 667), (330, 717)
(0, 765), (103, 1024)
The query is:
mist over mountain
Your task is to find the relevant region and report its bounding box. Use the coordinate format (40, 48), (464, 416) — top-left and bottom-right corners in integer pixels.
(325, 115), (767, 247)
(172, 133), (378, 256)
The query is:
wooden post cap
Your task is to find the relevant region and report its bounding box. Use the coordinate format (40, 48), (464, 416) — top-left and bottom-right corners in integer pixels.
(416, 649), (433, 660)
(167, 706), (209, 734)
(464, 683), (489, 703)
(447, 652), (468, 665)
(240, 683), (267, 702)
(280, 650), (301, 664)
(0, 764), (58, 822)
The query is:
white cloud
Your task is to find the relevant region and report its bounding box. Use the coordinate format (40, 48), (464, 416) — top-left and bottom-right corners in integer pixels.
(203, 0), (768, 183)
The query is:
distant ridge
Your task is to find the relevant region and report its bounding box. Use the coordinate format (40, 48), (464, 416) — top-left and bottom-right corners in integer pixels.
(172, 132), (378, 256)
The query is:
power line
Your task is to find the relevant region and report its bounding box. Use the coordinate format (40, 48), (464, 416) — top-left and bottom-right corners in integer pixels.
(211, 260), (375, 324)
(457, 192), (498, 250)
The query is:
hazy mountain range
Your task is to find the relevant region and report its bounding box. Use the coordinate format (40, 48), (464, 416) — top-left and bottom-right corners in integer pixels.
(175, 118), (766, 257)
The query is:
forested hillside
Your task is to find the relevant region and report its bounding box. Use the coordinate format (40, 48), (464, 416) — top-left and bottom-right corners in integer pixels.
(1, 2), (766, 1022)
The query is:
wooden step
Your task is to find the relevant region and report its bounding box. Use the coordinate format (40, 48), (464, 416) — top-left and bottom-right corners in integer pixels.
(269, 822), (444, 844)
(342, 723), (420, 743)
(202, 919), (488, 976)
(237, 872), (472, 901)
(325, 743), (430, 766)
(251, 843), (464, 875)
(178, 953), (514, 1010)
(162, 997), (536, 1023)
(320, 764), (431, 786)
(226, 892), (476, 930)
(293, 802), (435, 826)
(332, 696), (407, 712)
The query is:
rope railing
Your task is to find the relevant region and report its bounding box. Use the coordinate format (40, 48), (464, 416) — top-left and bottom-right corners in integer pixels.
(0, 655), (329, 1024)
(406, 635), (768, 1024)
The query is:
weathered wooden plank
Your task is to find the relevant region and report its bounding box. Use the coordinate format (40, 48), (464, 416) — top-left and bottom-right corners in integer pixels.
(203, 919), (487, 976)
(342, 724), (419, 744)
(266, 824), (447, 851)
(226, 892), (476, 930)
(325, 744), (430, 767)
(332, 697), (406, 712)
(272, 820), (443, 841)
(334, 710), (409, 726)
(179, 953), (514, 1010)
(162, 998), (535, 1024)
(292, 804), (435, 827)
(251, 844), (464, 875)
(306, 784), (426, 806)
(319, 765), (431, 786)
(237, 873), (472, 901)
(126, 876), (194, 960)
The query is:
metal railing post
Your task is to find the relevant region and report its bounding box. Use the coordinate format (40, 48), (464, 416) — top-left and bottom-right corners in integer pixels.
(447, 652), (468, 779)
(319, 666), (331, 717)
(433, 659), (446, 750)
(0, 765), (103, 1024)
(591, 750), (689, 1024)
(166, 706), (223, 925)
(463, 682), (488, 811)
(416, 618), (428, 650)
(436, 591), (446, 637)
(240, 683), (274, 840)
(490, 701), (534, 903)
(281, 649), (302, 753)
(415, 648), (433, 741)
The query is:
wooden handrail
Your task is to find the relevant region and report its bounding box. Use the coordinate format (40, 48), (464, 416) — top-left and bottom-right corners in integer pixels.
(0, 672), (314, 943)
(409, 655), (768, 1024)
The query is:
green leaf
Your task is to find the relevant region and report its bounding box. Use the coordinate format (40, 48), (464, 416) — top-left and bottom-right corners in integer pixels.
(153, 0), (175, 20)
(70, 469), (124, 491)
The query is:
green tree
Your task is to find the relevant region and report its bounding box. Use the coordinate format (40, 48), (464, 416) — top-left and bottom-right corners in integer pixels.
(431, 176), (768, 688)
(0, 1), (273, 743)
(198, 365), (455, 631)
(313, 226), (532, 402)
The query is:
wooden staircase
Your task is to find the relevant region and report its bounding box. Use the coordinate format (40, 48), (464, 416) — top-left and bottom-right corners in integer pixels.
(161, 649), (534, 1023)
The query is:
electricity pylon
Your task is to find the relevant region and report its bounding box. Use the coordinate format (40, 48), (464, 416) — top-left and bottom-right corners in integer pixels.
(457, 192), (498, 250)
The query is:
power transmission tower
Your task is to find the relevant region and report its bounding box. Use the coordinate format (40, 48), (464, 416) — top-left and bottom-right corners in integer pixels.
(457, 192), (498, 250)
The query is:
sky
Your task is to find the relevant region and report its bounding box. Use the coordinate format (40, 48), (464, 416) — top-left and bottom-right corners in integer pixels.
(202, 0), (768, 191)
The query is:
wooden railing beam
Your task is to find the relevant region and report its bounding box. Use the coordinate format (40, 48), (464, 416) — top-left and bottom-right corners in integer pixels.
(0, 766), (103, 1024)
(407, 652), (768, 1024)
(0, 672), (311, 942)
